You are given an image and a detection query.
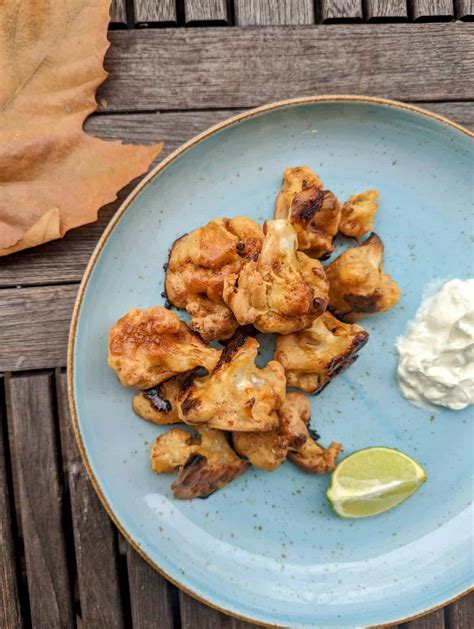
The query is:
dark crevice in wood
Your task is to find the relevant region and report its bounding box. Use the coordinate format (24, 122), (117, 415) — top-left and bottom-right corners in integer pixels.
(170, 584), (183, 629)
(125, 0), (135, 26)
(136, 20), (179, 27)
(115, 532), (134, 629)
(0, 279), (81, 290)
(322, 16), (364, 22)
(177, 0), (186, 26)
(366, 15), (408, 21)
(413, 16), (455, 21)
(49, 374), (79, 621)
(185, 20), (230, 26)
(226, 0), (236, 26)
(1, 376), (32, 628)
(108, 22), (128, 30)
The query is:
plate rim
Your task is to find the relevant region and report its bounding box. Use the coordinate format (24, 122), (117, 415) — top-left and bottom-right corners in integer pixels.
(67, 95), (474, 628)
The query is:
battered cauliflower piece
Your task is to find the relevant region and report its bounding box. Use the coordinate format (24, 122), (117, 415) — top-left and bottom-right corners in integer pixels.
(274, 312), (369, 393)
(275, 166), (324, 215)
(108, 307), (219, 389)
(165, 217), (263, 340)
(339, 190), (379, 238)
(178, 336), (286, 432)
(289, 429), (342, 474)
(275, 166), (340, 259)
(132, 369), (207, 424)
(232, 392), (309, 471)
(223, 220), (329, 334)
(325, 233), (401, 322)
(150, 427), (249, 499)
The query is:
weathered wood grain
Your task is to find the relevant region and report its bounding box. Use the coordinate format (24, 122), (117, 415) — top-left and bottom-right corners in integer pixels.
(234, 0), (314, 25)
(56, 372), (125, 628)
(179, 591), (257, 628)
(6, 374), (73, 628)
(134, 0), (177, 23)
(126, 545), (175, 629)
(110, 0), (128, 24)
(321, 0), (363, 21)
(185, 0), (229, 22)
(445, 591), (474, 628)
(0, 286), (76, 371)
(98, 25), (473, 111)
(0, 396), (24, 629)
(412, 1), (454, 19)
(0, 101), (471, 292)
(366, 0), (408, 19)
(402, 608), (445, 628)
(456, 0), (474, 18)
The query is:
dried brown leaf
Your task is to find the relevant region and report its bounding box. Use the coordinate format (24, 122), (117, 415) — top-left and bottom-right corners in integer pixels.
(0, 0), (163, 256)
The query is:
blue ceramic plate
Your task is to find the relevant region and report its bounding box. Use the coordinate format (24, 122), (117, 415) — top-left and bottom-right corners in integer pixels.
(69, 97), (473, 628)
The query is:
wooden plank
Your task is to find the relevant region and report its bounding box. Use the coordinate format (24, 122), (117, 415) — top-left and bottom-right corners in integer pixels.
(0, 101), (472, 292)
(412, 1), (454, 20)
(134, 0), (177, 24)
(179, 590), (257, 628)
(321, 0), (363, 21)
(0, 286), (76, 371)
(6, 374), (74, 628)
(97, 24), (473, 111)
(234, 0), (314, 25)
(366, 0), (408, 19)
(185, 0), (229, 23)
(456, 0), (474, 19)
(402, 608), (445, 628)
(445, 591), (474, 629)
(56, 372), (125, 628)
(0, 391), (24, 629)
(110, 0), (128, 24)
(126, 544), (175, 629)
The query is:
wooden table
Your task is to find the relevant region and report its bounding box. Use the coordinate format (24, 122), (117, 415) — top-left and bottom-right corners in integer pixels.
(1, 2), (473, 627)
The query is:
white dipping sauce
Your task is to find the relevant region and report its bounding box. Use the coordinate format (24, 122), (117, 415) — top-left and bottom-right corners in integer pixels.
(397, 279), (474, 410)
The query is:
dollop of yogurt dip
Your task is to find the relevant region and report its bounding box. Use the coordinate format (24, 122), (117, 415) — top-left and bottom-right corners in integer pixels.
(397, 279), (474, 410)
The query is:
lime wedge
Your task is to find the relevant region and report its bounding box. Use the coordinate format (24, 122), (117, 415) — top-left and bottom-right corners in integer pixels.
(327, 447), (427, 518)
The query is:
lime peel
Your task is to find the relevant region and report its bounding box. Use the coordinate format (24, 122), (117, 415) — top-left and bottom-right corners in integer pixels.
(327, 446), (427, 518)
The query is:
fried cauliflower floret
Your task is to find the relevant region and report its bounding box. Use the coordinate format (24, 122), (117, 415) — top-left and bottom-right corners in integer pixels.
(275, 166), (324, 215)
(232, 392), (309, 471)
(178, 336), (286, 432)
(325, 233), (401, 322)
(223, 220), (329, 334)
(108, 307), (219, 389)
(274, 312), (369, 394)
(339, 190), (379, 238)
(289, 430), (342, 474)
(275, 166), (340, 259)
(165, 217), (263, 340)
(150, 427), (249, 499)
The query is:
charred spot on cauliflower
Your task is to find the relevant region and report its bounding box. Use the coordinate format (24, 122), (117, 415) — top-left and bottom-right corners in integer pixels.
(165, 217), (263, 340)
(325, 233), (401, 322)
(339, 190), (379, 239)
(150, 427), (249, 499)
(108, 307), (219, 389)
(274, 311), (369, 393)
(223, 219), (329, 334)
(132, 368), (208, 425)
(275, 166), (341, 259)
(178, 336), (286, 432)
